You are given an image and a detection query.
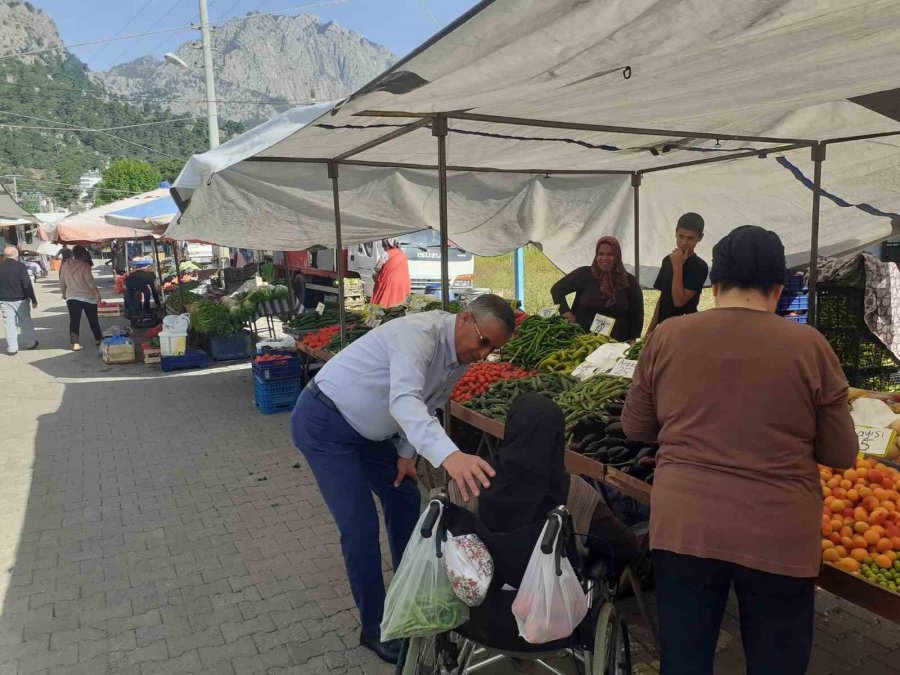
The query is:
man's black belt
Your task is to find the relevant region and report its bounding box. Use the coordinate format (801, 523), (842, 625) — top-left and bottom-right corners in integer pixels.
(306, 379), (339, 413)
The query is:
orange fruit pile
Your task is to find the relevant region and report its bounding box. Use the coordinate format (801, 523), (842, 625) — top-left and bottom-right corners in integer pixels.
(820, 458), (900, 575)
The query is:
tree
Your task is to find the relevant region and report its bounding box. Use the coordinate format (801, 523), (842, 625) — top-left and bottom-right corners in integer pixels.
(95, 159), (161, 205)
(155, 159), (188, 184)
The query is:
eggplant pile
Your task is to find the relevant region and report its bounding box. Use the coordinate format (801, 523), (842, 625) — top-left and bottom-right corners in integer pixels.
(568, 399), (659, 484)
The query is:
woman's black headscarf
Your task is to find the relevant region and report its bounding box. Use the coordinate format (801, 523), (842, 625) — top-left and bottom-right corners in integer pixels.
(709, 225), (785, 289)
(478, 393), (570, 533)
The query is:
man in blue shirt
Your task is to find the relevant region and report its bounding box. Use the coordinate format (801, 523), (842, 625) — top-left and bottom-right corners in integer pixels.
(291, 294), (516, 663)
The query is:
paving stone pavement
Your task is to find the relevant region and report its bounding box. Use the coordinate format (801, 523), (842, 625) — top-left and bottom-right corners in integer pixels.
(1, 270), (899, 674)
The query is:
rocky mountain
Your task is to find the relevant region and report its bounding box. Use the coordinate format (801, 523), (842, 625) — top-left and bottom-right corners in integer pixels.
(93, 12), (397, 126)
(0, 0), (64, 65)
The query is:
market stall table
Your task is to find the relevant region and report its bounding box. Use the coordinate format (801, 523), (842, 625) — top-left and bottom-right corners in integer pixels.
(448, 401), (900, 626)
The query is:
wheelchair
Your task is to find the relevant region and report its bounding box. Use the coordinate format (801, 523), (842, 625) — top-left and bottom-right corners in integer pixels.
(396, 494), (632, 675)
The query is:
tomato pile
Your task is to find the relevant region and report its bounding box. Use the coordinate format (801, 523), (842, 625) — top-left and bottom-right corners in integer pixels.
(452, 361), (535, 402)
(302, 324), (360, 350)
(515, 311), (529, 328)
(254, 353), (293, 364)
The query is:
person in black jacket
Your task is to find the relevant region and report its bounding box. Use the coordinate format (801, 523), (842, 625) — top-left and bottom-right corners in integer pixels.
(124, 269), (160, 316)
(0, 246), (38, 354)
(550, 236), (643, 341)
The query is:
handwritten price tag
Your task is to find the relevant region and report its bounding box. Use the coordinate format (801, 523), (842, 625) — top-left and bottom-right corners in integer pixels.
(571, 362), (601, 381)
(608, 359), (638, 379)
(590, 314), (616, 336)
(856, 426), (895, 458)
(538, 305), (560, 318)
(315, 302), (325, 315)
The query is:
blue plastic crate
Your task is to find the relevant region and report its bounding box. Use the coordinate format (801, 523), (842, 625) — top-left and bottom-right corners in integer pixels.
(777, 293), (809, 312)
(253, 356), (302, 381)
(783, 313), (808, 324)
(161, 350), (208, 372)
(254, 375), (302, 414)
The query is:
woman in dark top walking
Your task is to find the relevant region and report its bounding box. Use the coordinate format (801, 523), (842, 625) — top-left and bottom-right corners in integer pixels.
(550, 236), (643, 341)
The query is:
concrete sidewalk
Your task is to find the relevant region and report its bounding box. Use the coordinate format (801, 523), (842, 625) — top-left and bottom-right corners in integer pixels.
(0, 269), (898, 675)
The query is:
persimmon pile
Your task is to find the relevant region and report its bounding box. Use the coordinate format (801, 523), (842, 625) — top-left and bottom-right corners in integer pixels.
(820, 458), (900, 592)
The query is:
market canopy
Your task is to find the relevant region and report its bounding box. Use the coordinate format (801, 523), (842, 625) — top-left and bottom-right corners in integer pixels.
(104, 185), (179, 229)
(53, 189), (170, 243)
(169, 0), (900, 279)
(0, 183), (37, 226)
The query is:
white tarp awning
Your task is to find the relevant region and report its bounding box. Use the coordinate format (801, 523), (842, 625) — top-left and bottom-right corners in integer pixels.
(169, 0), (900, 278)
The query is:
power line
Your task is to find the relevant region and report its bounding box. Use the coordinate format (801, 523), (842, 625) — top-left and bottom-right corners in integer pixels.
(0, 110), (186, 159)
(1, 177), (155, 197)
(88, 0), (157, 64)
(0, 115), (204, 131)
(103, 0), (196, 71)
(416, 0), (440, 27)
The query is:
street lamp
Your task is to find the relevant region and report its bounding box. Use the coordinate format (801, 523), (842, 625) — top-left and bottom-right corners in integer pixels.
(163, 52), (190, 69)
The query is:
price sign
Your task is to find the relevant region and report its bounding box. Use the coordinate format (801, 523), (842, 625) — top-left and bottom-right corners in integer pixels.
(365, 316), (383, 328)
(608, 359), (638, 379)
(571, 362), (600, 381)
(538, 305), (560, 318)
(855, 426), (895, 458)
(590, 314), (616, 336)
(315, 302), (325, 315)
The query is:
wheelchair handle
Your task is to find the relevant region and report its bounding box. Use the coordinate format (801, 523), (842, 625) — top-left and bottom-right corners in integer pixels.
(540, 508), (565, 554)
(420, 494), (449, 539)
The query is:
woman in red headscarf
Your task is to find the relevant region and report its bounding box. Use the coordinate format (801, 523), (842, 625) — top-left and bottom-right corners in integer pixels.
(550, 236), (644, 341)
(371, 239), (411, 308)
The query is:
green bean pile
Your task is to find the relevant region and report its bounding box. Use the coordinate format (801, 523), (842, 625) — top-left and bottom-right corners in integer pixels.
(504, 316), (585, 370)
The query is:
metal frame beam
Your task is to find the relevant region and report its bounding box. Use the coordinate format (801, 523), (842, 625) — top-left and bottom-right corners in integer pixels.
(632, 173), (641, 285)
(333, 118), (431, 161)
(355, 109), (818, 146)
(245, 156), (632, 175)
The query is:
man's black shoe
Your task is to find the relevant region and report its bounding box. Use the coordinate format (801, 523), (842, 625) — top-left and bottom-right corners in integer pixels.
(26, 341), (38, 350)
(359, 630), (401, 664)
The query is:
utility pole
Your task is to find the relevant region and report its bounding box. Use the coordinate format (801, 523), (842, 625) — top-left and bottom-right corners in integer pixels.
(198, 0), (219, 149)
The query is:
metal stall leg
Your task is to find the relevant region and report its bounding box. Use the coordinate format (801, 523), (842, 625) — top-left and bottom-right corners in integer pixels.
(807, 143), (825, 327)
(151, 237), (166, 307)
(328, 162), (347, 349)
(514, 247), (525, 308)
(434, 115), (451, 312)
(632, 173), (642, 286)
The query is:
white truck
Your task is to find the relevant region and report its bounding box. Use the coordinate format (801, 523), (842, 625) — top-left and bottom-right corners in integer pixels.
(280, 229), (476, 306)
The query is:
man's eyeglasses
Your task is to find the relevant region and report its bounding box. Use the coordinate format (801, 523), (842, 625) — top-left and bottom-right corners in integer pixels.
(471, 315), (491, 348)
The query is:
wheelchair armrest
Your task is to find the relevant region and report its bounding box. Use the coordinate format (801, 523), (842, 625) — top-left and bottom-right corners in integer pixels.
(584, 557), (609, 581)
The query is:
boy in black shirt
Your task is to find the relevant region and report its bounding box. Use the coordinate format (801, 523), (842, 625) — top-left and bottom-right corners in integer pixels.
(648, 212), (708, 333)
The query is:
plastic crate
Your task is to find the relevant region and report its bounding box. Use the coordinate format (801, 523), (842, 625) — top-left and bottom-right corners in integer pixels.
(816, 286), (865, 329)
(850, 367), (900, 392)
(209, 331), (251, 361)
(782, 313), (808, 324)
(161, 350), (208, 372)
(253, 354), (302, 381)
(254, 375), (302, 414)
(777, 292), (808, 312)
(819, 327), (899, 371)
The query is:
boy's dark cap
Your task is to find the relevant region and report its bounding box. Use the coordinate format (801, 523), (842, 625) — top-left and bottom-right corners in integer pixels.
(677, 212), (705, 234)
(709, 225), (785, 288)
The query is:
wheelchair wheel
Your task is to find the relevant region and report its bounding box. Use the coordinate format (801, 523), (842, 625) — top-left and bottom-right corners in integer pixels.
(397, 634), (459, 675)
(593, 603), (632, 675)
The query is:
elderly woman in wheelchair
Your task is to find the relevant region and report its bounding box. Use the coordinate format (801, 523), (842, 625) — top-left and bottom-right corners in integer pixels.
(390, 394), (642, 675)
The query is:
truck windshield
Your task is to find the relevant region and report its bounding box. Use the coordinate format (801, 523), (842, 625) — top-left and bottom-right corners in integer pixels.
(400, 229), (465, 251)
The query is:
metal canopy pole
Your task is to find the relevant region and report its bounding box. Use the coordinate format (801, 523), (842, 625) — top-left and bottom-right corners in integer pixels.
(514, 248), (525, 308)
(807, 143), (826, 327)
(434, 115), (451, 311)
(328, 162), (347, 348)
(151, 237), (166, 305)
(632, 173), (642, 286)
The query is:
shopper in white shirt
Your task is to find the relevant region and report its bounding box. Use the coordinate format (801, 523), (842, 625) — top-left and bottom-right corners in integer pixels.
(290, 293), (515, 663)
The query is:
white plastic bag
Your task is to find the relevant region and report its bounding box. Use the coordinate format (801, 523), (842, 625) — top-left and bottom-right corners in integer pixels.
(444, 533), (493, 607)
(380, 503), (469, 641)
(162, 313), (191, 335)
(511, 515), (589, 644)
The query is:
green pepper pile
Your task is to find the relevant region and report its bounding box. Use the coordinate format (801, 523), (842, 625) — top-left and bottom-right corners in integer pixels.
(625, 338), (646, 361)
(537, 333), (615, 374)
(556, 375), (631, 441)
(325, 327), (372, 352)
(504, 316), (585, 370)
(461, 372), (577, 421)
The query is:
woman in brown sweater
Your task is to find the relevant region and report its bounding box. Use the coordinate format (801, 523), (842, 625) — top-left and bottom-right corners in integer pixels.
(59, 245), (103, 351)
(622, 226), (857, 675)
(550, 236), (643, 341)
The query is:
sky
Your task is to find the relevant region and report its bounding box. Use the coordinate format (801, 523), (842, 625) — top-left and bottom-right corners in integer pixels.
(29, 0), (483, 72)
